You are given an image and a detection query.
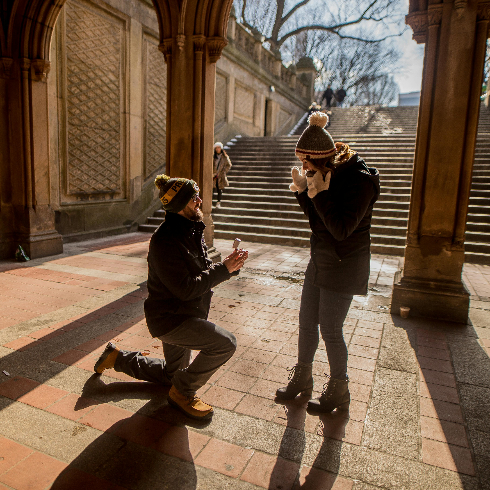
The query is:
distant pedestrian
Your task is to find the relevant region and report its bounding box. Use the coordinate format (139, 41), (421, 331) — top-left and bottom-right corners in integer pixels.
(335, 87), (346, 107)
(213, 142), (232, 209)
(321, 85), (334, 108)
(308, 102), (321, 116)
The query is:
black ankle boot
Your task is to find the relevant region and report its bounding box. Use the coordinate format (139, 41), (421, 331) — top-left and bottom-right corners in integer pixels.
(307, 376), (350, 413)
(275, 362), (313, 400)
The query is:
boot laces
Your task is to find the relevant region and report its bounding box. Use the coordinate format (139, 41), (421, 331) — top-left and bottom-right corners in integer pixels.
(286, 365), (297, 380)
(321, 374), (348, 399)
(286, 365), (308, 384)
(321, 374), (333, 398)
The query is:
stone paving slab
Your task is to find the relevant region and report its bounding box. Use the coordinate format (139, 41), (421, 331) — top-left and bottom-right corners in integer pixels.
(0, 233), (488, 489)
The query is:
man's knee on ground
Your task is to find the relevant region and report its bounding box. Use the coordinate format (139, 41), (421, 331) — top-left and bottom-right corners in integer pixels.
(222, 330), (237, 354)
(228, 332), (238, 352)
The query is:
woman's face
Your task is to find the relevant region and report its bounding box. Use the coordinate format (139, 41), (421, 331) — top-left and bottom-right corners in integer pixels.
(215, 146), (222, 154)
(302, 158), (315, 172)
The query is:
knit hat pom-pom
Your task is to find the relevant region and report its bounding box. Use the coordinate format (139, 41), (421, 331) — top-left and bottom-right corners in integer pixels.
(154, 174), (171, 190)
(308, 111), (328, 129)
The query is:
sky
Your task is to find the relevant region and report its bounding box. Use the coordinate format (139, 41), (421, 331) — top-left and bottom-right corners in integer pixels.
(393, 24), (425, 94)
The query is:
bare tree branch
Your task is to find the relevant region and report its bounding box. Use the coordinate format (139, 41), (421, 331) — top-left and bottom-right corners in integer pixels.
(282, 0), (313, 25)
(335, 30), (405, 43)
(272, 18), (398, 47)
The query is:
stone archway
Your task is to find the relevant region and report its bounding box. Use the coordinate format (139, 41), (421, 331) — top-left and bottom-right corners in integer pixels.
(0, 0), (233, 259)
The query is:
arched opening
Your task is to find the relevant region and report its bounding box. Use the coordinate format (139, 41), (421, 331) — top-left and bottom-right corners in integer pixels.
(47, 0), (168, 242)
(0, 0), (233, 258)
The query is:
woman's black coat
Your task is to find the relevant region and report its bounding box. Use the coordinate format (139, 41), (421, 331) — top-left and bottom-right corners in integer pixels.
(296, 153), (380, 295)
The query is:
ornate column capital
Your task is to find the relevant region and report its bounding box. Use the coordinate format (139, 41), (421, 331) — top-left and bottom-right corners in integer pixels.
(18, 58), (50, 81)
(159, 39), (173, 63)
(0, 58), (13, 79)
(428, 5), (443, 26)
(477, 2), (490, 21)
(31, 59), (50, 81)
(406, 11), (428, 43)
(454, 0), (467, 17)
(207, 37), (228, 63)
(193, 35), (206, 54)
(20, 58), (31, 73)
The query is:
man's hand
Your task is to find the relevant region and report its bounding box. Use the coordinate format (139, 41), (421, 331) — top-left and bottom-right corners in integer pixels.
(290, 167), (307, 193)
(223, 249), (249, 273)
(307, 170), (331, 198)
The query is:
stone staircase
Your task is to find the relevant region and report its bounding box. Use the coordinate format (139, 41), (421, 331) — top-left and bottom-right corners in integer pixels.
(139, 104), (490, 263)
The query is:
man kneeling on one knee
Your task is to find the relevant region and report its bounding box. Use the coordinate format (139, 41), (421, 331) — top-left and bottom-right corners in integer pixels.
(94, 174), (248, 420)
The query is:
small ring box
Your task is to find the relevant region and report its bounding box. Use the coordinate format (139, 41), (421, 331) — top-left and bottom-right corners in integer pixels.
(233, 238), (241, 249)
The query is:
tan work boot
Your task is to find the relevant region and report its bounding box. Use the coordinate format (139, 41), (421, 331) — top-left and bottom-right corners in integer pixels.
(94, 342), (120, 374)
(168, 385), (213, 420)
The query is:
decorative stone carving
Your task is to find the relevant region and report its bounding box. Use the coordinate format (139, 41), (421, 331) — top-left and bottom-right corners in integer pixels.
(406, 11), (428, 43)
(64, 2), (123, 197)
(477, 2), (490, 21)
(159, 39), (173, 63)
(31, 59), (51, 81)
(207, 37), (228, 63)
(145, 37), (167, 179)
(428, 5), (443, 26)
(193, 35), (206, 54)
(0, 58), (13, 79)
(20, 58), (31, 73)
(454, 0), (467, 16)
(176, 34), (185, 51)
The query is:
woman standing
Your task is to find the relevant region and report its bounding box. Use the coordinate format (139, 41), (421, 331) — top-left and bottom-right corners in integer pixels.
(213, 142), (232, 208)
(276, 112), (380, 413)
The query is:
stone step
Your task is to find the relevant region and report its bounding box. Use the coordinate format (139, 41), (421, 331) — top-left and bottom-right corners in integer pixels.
(227, 179), (412, 189)
(223, 188), (413, 199)
(214, 205), (408, 220)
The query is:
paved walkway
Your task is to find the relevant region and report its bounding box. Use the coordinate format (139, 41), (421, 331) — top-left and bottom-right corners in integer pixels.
(0, 233), (489, 490)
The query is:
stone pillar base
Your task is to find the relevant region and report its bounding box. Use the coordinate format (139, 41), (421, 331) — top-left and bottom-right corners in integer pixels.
(18, 230), (63, 259)
(391, 271), (470, 324)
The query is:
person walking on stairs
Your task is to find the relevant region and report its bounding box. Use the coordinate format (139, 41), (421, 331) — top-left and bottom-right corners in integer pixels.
(321, 85), (334, 108)
(276, 111), (380, 414)
(213, 142), (232, 208)
(335, 87), (346, 107)
(94, 174), (248, 420)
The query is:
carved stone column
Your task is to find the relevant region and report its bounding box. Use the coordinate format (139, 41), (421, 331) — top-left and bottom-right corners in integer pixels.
(1, 57), (63, 259)
(391, 0), (490, 322)
(0, 58), (14, 258)
(160, 30), (227, 259)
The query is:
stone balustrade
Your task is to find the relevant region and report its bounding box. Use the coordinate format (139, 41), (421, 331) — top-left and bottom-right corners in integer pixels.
(226, 17), (310, 98)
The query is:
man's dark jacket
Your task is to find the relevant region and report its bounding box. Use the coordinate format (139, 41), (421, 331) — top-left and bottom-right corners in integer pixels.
(144, 212), (232, 337)
(296, 154), (380, 295)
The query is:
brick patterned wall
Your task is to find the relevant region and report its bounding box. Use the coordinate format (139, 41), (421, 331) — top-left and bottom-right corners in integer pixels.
(144, 36), (167, 179)
(64, 1), (124, 198)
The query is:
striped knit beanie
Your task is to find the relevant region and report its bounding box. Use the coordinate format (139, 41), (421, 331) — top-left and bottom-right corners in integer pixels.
(295, 112), (335, 161)
(154, 174), (199, 213)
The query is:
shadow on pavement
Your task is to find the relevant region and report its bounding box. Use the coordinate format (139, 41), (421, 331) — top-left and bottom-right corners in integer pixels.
(271, 396), (348, 489)
(51, 375), (212, 489)
(394, 314), (490, 490)
(0, 277), (209, 488)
